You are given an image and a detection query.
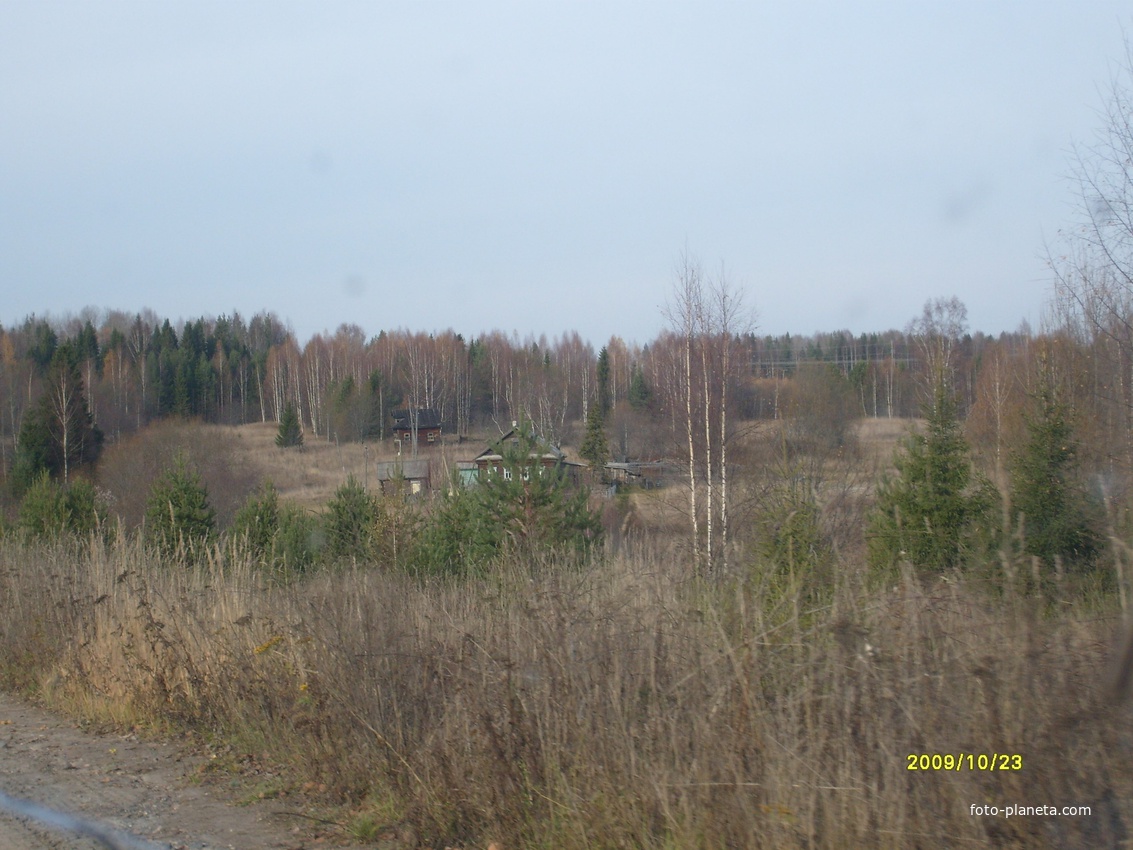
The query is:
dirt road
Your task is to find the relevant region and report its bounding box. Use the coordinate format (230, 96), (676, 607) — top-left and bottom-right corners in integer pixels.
(0, 692), (313, 850)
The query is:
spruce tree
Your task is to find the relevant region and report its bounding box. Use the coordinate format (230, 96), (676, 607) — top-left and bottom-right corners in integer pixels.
(145, 454), (216, 559)
(230, 481), (317, 572)
(868, 379), (997, 574)
(11, 348), (103, 491)
(596, 346), (611, 415)
(276, 400), (304, 447)
(579, 402), (609, 472)
(628, 364), (652, 411)
(324, 476), (378, 561)
(1009, 380), (1100, 571)
(414, 428), (601, 575)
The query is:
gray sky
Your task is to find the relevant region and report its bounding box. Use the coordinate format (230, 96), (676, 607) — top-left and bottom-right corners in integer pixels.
(2, 1), (1129, 346)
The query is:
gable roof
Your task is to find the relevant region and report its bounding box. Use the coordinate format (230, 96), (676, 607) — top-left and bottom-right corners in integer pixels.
(474, 426), (564, 463)
(391, 408), (442, 431)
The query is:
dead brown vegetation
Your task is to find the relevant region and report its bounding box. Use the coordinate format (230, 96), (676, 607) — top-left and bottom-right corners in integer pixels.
(1, 533), (1130, 849)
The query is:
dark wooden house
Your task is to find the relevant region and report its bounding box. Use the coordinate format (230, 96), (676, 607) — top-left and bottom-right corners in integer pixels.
(391, 408), (442, 447)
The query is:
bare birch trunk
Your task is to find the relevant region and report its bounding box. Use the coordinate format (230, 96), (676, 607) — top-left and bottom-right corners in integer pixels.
(701, 333), (713, 570)
(719, 332), (730, 575)
(685, 320), (700, 572)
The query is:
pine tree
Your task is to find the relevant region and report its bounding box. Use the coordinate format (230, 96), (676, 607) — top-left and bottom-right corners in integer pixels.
(276, 400), (304, 447)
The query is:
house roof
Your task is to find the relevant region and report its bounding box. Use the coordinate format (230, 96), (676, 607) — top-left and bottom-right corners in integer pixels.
(391, 408), (442, 430)
(374, 459), (430, 481)
(473, 426), (564, 463)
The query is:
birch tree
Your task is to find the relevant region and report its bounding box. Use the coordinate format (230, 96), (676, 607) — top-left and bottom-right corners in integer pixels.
(664, 253), (705, 572)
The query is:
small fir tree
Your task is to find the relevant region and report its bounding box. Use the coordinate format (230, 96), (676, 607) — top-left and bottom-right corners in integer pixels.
(414, 427), (601, 575)
(230, 481), (317, 572)
(324, 476), (379, 561)
(145, 453), (216, 559)
(1009, 379), (1101, 571)
(276, 400), (304, 448)
(868, 379), (997, 575)
(230, 481), (281, 559)
(18, 473), (105, 540)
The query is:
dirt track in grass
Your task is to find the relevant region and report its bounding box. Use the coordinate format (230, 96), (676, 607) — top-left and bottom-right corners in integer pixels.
(0, 692), (318, 850)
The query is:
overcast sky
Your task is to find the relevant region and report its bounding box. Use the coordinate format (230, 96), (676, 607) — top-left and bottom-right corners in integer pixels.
(2, 1), (1130, 346)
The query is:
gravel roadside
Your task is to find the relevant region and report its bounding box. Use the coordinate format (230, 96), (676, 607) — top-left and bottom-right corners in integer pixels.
(0, 692), (313, 850)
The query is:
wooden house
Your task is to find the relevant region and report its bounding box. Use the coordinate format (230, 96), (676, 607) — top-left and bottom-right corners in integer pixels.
(391, 408), (442, 447)
(374, 458), (431, 495)
(472, 424), (580, 481)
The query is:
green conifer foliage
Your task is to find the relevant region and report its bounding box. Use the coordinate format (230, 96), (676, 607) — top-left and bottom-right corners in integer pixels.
(414, 428), (601, 575)
(11, 347), (103, 492)
(597, 346), (611, 415)
(230, 481), (317, 572)
(1009, 381), (1101, 571)
(324, 476), (379, 561)
(579, 402), (609, 471)
(868, 381), (997, 575)
(18, 473), (105, 539)
(145, 454), (217, 559)
(628, 364), (652, 411)
(276, 400), (304, 448)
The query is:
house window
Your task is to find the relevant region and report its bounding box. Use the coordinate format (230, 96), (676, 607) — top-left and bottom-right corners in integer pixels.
(521, 467), (530, 481)
(427, 431), (436, 443)
(503, 467), (512, 481)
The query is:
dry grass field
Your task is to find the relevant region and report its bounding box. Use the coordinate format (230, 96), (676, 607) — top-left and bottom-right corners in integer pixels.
(1, 533), (1129, 849)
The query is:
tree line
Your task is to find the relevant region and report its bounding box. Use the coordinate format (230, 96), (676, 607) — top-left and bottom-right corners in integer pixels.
(0, 304), (1017, 475)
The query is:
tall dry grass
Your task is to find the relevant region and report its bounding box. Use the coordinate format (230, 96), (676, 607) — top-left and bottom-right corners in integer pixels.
(1, 535), (1131, 848)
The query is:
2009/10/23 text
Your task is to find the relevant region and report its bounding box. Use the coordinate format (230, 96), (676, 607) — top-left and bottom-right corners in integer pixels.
(907, 753), (1022, 771)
